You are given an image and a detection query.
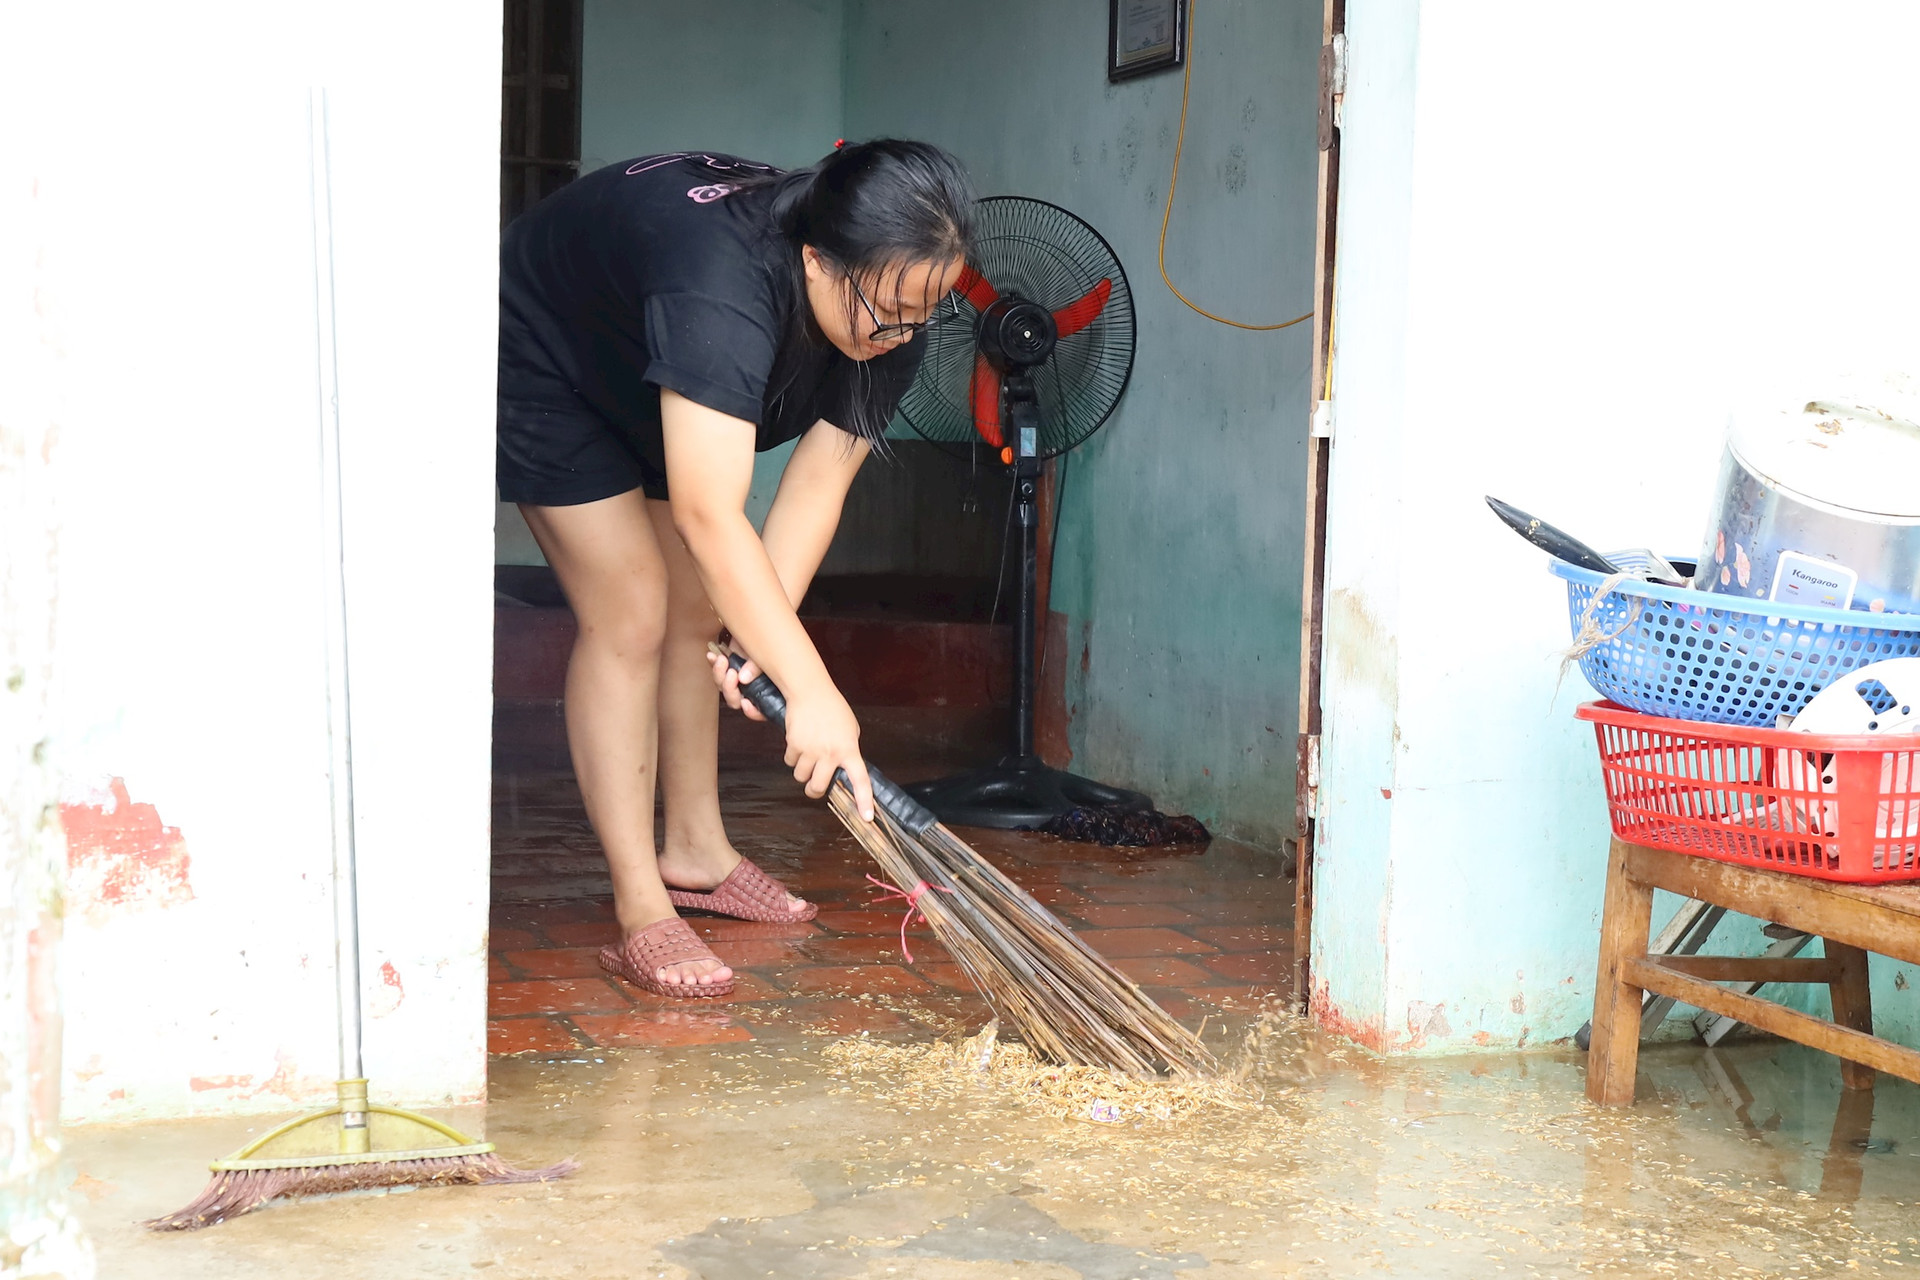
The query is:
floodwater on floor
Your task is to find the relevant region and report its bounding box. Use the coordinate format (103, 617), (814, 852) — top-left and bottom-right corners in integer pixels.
(65, 704), (1920, 1276)
(69, 1020), (1920, 1278)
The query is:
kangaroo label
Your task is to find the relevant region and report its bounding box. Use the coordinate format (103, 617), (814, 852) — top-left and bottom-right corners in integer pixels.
(1769, 550), (1858, 611)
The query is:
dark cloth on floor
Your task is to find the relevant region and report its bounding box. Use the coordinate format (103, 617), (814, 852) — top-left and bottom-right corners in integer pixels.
(497, 152), (922, 505)
(1039, 806), (1211, 848)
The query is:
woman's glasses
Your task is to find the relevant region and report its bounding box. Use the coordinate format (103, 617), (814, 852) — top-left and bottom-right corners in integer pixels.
(846, 271), (961, 343)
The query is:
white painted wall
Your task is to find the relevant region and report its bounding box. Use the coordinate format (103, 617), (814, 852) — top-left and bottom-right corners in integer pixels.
(1316, 2), (1920, 1050)
(27, 1), (501, 1122)
(1, 55), (97, 1263)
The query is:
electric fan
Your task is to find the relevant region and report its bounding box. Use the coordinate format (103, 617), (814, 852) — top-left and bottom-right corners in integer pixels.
(899, 196), (1150, 829)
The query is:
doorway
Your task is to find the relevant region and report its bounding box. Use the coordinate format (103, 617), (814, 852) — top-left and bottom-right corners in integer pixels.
(487, 1), (1329, 1058)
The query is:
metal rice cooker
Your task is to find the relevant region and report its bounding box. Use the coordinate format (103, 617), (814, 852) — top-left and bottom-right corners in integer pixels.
(1696, 385), (1920, 615)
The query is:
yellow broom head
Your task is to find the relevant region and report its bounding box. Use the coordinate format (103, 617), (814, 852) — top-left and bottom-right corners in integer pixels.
(145, 1079), (577, 1231)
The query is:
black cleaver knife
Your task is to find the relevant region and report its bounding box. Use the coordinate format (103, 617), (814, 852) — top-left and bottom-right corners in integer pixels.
(1484, 496), (1621, 575)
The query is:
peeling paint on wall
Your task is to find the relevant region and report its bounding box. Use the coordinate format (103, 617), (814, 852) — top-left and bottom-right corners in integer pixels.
(1309, 979), (1400, 1054)
(1405, 1001), (1451, 1049)
(369, 959), (406, 1018)
(60, 778), (193, 925)
(1219, 142), (1248, 194)
(186, 1050), (327, 1104)
(1325, 588), (1398, 705)
(189, 1074), (254, 1093)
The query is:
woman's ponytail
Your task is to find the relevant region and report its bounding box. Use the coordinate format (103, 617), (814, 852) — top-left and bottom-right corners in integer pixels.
(779, 139), (974, 273)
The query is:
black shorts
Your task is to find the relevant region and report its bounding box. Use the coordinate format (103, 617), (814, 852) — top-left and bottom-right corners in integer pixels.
(496, 301), (668, 506)
(496, 395), (668, 506)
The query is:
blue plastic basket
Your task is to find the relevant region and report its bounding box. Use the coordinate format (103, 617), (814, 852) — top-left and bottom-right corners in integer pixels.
(1551, 556), (1920, 727)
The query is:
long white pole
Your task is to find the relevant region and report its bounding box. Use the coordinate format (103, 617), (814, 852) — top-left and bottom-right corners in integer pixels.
(307, 88), (365, 1101)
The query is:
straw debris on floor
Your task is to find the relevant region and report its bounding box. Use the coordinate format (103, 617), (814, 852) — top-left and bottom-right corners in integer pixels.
(821, 1011), (1306, 1124)
(804, 1017), (1920, 1277)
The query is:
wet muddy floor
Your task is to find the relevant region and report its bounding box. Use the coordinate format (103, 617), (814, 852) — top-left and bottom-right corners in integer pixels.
(66, 703), (1920, 1276)
(71, 1017), (1920, 1278)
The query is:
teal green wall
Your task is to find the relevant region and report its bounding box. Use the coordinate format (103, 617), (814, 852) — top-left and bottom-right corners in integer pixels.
(845, 0), (1321, 846)
(584, 0), (851, 528)
(580, 0), (846, 174)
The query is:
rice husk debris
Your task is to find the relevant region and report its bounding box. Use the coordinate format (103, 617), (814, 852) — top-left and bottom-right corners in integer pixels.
(822, 1012), (1299, 1124)
(801, 1006), (1920, 1277)
(502, 1003), (1920, 1277)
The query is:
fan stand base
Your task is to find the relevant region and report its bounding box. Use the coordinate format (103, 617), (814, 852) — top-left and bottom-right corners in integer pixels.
(905, 756), (1152, 831)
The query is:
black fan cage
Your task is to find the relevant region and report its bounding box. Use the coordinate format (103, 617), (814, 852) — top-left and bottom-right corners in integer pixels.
(898, 196), (1135, 460)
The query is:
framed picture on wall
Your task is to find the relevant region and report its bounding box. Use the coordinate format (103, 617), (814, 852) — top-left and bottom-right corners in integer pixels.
(1108, 0), (1186, 82)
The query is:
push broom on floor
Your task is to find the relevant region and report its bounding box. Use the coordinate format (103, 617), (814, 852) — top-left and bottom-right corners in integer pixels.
(714, 647), (1217, 1078)
(145, 91), (577, 1231)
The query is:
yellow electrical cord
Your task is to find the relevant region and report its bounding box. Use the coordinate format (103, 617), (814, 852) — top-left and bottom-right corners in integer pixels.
(1321, 262), (1336, 399)
(1158, 0), (1315, 332)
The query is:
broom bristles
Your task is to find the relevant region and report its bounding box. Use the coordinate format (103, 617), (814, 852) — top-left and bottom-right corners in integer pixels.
(707, 642), (1213, 1076)
(827, 786), (1218, 1078)
(145, 1153), (579, 1231)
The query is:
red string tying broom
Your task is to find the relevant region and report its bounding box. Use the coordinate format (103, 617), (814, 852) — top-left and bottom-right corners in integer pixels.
(716, 647), (1216, 1078)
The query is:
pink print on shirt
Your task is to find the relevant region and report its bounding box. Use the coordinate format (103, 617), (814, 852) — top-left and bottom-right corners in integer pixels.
(625, 152), (776, 179)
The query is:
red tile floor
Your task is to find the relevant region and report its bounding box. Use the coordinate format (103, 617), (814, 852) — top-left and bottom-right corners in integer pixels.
(489, 703), (1297, 1054)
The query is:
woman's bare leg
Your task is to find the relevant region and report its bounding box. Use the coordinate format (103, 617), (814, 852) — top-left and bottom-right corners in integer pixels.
(644, 499), (809, 916)
(518, 492), (732, 988)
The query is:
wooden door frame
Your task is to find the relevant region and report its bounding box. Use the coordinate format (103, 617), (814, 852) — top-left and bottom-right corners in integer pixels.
(1293, 0), (1344, 1013)
(501, 0), (584, 227)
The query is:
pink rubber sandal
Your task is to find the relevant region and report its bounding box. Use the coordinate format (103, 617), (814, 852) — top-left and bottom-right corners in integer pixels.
(666, 857), (818, 924)
(599, 917), (736, 999)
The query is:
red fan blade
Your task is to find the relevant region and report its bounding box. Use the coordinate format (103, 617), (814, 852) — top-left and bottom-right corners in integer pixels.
(969, 353), (1004, 448)
(955, 264), (999, 311)
(1051, 278), (1112, 338)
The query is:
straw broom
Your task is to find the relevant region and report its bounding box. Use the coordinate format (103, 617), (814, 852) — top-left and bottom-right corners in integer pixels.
(716, 647), (1216, 1078)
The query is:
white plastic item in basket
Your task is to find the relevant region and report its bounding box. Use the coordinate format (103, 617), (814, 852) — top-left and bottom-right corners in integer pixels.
(1775, 657), (1920, 841)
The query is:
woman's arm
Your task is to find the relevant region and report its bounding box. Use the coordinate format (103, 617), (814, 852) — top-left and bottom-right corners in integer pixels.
(761, 419), (870, 607)
(661, 390), (874, 819)
(708, 418), (866, 730)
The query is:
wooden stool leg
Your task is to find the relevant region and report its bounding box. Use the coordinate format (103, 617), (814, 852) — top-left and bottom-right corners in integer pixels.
(1588, 839), (1655, 1106)
(1826, 940), (1876, 1091)
(1820, 1079), (1876, 1199)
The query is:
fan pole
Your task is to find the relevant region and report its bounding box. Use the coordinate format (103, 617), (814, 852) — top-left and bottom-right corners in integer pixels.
(1008, 377), (1042, 761)
(905, 370), (1154, 830)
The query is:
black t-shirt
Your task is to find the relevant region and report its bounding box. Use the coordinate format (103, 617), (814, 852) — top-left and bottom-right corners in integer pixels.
(498, 152), (923, 472)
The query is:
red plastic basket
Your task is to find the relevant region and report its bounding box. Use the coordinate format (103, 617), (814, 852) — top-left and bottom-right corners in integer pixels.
(1577, 701), (1920, 883)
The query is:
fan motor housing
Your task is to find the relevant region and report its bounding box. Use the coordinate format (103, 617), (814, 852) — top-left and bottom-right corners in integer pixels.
(978, 296), (1057, 372)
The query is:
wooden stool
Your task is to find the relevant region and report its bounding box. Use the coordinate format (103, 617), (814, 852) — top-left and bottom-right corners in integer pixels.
(1588, 837), (1920, 1106)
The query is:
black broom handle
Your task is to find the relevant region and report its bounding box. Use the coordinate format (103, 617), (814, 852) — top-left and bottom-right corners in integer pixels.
(724, 652), (939, 837)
